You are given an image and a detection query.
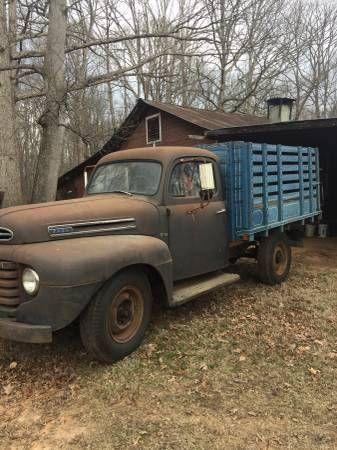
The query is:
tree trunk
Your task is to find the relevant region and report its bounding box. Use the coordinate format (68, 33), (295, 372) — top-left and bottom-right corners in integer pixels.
(32, 0), (67, 203)
(0, 0), (23, 207)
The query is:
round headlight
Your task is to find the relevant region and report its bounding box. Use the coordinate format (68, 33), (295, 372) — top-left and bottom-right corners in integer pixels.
(22, 268), (40, 296)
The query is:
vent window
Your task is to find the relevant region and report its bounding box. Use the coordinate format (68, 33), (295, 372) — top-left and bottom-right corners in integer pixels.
(146, 113), (161, 144)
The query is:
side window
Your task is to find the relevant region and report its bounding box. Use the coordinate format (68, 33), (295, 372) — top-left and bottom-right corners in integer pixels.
(169, 161), (202, 197)
(146, 113), (161, 144)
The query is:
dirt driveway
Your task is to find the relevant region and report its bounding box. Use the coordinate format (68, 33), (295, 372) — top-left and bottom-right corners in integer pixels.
(0, 238), (336, 449)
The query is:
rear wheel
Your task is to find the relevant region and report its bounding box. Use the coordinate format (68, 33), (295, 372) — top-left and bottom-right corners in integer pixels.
(257, 232), (291, 285)
(80, 270), (152, 363)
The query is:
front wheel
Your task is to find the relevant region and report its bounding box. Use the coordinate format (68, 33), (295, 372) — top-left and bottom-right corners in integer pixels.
(80, 270), (152, 363)
(257, 232), (291, 285)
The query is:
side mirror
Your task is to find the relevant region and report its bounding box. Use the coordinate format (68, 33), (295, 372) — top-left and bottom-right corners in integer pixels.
(84, 165), (96, 188)
(199, 163), (215, 191)
(199, 163), (215, 201)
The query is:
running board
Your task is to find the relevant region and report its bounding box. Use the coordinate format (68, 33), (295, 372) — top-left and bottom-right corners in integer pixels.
(172, 272), (240, 306)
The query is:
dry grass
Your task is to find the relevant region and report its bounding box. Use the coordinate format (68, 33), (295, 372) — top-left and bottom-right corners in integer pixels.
(0, 238), (336, 449)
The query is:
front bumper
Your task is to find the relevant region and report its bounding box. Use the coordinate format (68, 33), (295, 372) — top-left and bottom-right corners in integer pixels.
(0, 318), (52, 343)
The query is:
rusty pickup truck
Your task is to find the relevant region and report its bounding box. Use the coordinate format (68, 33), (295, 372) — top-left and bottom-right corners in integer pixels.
(0, 144), (320, 362)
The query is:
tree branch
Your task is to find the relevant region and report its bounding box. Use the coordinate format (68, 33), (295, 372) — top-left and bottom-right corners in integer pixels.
(11, 30), (216, 60)
(16, 51), (169, 101)
(0, 63), (43, 74)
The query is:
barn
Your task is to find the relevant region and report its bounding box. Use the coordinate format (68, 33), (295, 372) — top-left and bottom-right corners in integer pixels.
(57, 98), (267, 199)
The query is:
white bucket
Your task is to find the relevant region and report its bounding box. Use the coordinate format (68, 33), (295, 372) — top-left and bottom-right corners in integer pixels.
(318, 224), (328, 238)
(305, 224), (316, 238)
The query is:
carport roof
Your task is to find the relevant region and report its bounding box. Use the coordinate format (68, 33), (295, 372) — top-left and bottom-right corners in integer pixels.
(207, 117), (337, 139)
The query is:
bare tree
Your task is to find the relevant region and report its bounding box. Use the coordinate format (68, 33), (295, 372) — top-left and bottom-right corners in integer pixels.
(0, 0), (206, 204)
(2, 0), (337, 207)
(31, 0), (67, 203)
(0, 0), (23, 207)
(282, 0), (337, 119)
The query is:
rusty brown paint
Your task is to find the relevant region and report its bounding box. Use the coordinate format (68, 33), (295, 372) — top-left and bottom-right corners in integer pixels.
(97, 146), (219, 167)
(0, 194), (160, 245)
(0, 146), (229, 343)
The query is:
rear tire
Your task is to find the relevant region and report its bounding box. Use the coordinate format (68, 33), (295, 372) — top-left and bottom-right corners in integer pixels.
(257, 232), (291, 285)
(80, 270), (152, 363)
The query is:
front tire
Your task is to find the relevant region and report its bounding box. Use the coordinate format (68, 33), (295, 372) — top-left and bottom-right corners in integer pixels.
(257, 232), (291, 285)
(80, 270), (152, 363)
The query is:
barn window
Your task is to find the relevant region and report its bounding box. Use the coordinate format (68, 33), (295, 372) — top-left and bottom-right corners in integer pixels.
(146, 113), (161, 144)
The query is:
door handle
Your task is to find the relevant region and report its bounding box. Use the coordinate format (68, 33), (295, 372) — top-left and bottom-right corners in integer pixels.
(216, 208), (226, 214)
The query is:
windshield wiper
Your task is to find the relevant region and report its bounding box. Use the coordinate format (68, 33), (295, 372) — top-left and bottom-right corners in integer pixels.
(110, 190), (133, 196)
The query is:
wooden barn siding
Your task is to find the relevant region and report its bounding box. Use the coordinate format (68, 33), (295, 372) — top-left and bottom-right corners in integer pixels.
(120, 108), (214, 149)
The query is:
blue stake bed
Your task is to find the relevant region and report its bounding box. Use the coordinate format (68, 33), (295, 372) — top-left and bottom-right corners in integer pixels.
(201, 142), (321, 241)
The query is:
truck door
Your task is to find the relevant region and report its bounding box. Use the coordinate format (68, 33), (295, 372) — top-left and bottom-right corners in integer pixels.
(166, 157), (228, 281)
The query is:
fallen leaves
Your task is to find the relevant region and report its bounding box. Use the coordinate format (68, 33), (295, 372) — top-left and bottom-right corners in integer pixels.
(143, 343), (157, 358)
(0, 243), (335, 450)
(3, 383), (14, 395)
(297, 345), (311, 354)
(9, 361), (18, 370)
(314, 339), (326, 347)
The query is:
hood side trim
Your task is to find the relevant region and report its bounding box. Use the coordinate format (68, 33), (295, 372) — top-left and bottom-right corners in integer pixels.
(48, 224), (136, 238)
(48, 217), (136, 238)
(49, 217), (135, 228)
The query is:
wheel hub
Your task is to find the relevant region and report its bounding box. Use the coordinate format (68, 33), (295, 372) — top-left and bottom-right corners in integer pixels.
(273, 243), (288, 276)
(116, 299), (133, 329)
(107, 286), (144, 343)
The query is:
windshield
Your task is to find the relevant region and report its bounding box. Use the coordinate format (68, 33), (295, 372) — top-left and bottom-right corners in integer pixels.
(87, 161), (162, 196)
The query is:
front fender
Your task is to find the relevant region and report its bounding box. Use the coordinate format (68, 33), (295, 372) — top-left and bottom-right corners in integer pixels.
(1, 235), (173, 330)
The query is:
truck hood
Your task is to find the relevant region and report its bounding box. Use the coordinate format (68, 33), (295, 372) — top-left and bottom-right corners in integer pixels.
(0, 195), (160, 245)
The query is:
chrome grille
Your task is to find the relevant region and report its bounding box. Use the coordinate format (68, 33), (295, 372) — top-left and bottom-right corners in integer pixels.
(0, 227), (13, 241)
(0, 261), (20, 306)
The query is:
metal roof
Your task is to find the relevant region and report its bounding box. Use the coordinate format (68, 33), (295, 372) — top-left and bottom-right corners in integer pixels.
(207, 116), (337, 139)
(142, 99), (268, 130)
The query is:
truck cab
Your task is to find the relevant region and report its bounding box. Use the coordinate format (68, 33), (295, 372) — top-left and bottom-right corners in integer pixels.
(0, 146), (300, 362)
